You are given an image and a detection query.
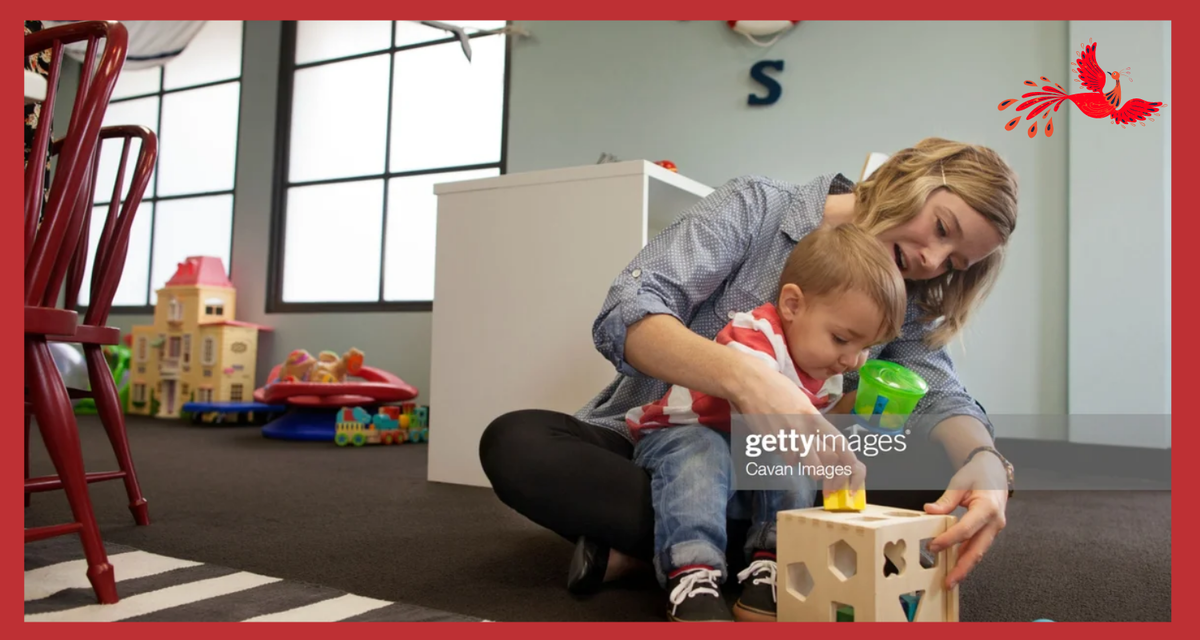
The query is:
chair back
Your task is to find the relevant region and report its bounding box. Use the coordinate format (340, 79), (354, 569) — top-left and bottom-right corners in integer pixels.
(24, 21), (128, 309)
(57, 126), (158, 327)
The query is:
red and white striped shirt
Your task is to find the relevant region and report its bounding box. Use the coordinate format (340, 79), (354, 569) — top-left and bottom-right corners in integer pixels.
(624, 303), (843, 441)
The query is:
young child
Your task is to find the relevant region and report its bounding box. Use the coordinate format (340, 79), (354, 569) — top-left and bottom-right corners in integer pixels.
(625, 223), (907, 622)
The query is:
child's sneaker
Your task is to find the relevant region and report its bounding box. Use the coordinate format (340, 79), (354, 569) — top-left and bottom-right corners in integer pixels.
(666, 566), (734, 622)
(733, 551), (777, 622)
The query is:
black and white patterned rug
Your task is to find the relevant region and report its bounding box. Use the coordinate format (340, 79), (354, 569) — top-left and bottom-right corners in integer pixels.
(25, 537), (488, 622)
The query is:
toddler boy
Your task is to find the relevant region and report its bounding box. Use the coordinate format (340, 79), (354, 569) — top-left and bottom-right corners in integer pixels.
(625, 223), (907, 622)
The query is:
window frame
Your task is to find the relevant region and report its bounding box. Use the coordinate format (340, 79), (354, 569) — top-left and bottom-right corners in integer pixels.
(99, 21), (247, 316)
(266, 20), (513, 314)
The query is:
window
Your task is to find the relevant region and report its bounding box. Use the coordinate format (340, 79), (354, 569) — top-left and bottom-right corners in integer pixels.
(77, 21), (245, 311)
(201, 336), (217, 365)
(230, 384), (244, 402)
(132, 383), (147, 403)
(198, 387), (213, 403)
(182, 334), (192, 366)
(136, 336), (148, 363)
(205, 297), (225, 316)
(268, 20), (510, 312)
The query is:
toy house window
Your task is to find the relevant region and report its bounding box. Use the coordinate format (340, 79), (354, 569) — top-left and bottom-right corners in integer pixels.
(205, 297), (225, 316)
(132, 383), (146, 403)
(168, 298), (184, 322)
(201, 336), (217, 365)
(75, 21), (243, 313)
(230, 384), (244, 402)
(198, 387), (213, 403)
(268, 20), (510, 312)
(182, 335), (192, 365)
(181, 383), (190, 397)
(136, 336), (148, 362)
(168, 336), (182, 359)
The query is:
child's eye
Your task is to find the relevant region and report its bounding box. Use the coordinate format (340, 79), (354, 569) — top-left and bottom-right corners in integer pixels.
(937, 220), (947, 237)
(833, 335), (848, 344)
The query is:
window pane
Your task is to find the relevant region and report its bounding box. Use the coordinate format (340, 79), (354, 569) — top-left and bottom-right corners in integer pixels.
(163, 20), (244, 91)
(78, 203), (153, 307)
(157, 83), (240, 196)
(390, 36), (505, 173)
(149, 195), (234, 304)
(296, 20), (392, 65)
(98, 97), (159, 201)
(394, 20), (507, 47)
(384, 168), (497, 302)
(289, 55), (390, 183)
(283, 181), (383, 302)
(111, 66), (161, 100)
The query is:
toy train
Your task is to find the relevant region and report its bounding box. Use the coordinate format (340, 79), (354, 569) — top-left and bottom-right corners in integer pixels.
(334, 403), (429, 447)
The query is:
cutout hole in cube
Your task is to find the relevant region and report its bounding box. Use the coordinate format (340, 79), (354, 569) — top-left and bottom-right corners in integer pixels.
(832, 601), (854, 622)
(900, 590), (925, 621)
(883, 539), (906, 576)
(920, 538), (938, 568)
(828, 540), (857, 581)
(786, 562), (814, 601)
(883, 511), (922, 518)
(855, 516), (887, 522)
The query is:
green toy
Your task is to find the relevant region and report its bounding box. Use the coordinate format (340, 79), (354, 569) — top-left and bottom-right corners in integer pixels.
(851, 360), (929, 434)
(74, 344), (132, 415)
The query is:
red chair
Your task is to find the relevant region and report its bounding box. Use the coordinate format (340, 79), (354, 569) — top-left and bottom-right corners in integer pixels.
(26, 126), (157, 528)
(25, 20), (129, 605)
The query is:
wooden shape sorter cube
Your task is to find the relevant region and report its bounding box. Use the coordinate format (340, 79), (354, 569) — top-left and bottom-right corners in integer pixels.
(777, 504), (960, 622)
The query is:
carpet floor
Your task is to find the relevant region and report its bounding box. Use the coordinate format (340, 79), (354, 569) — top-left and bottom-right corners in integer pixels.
(25, 416), (1171, 622)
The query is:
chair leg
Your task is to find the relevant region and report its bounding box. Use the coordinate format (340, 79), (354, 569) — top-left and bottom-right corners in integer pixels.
(25, 409), (32, 508)
(27, 337), (118, 604)
(84, 345), (149, 526)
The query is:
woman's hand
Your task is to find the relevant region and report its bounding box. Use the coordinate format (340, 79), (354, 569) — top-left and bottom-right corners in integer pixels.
(727, 353), (866, 498)
(923, 453), (1009, 589)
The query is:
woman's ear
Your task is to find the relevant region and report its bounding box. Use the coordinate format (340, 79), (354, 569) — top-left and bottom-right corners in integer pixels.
(778, 283), (804, 321)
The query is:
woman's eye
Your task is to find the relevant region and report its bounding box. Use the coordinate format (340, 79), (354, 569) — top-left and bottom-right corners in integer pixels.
(937, 220), (947, 236)
(833, 335), (848, 344)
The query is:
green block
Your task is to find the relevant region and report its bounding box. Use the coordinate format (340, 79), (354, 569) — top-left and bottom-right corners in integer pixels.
(836, 605), (854, 622)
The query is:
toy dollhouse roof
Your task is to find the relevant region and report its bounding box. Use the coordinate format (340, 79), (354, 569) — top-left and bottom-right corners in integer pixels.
(209, 319), (274, 332)
(166, 256), (233, 288)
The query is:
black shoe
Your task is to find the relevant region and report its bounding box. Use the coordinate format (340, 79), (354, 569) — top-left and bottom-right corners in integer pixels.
(567, 536), (608, 595)
(733, 552), (777, 622)
(666, 566), (734, 622)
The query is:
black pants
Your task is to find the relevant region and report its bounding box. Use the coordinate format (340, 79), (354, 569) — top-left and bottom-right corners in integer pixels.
(479, 409), (953, 565)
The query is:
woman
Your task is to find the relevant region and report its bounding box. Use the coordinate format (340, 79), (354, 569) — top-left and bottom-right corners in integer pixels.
(479, 137), (1018, 604)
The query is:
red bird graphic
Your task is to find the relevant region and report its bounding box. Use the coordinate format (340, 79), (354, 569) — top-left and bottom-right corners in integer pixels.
(998, 38), (1167, 137)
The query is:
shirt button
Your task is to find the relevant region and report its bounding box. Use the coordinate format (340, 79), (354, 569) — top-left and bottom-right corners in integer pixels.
(631, 269), (641, 278)
(728, 311), (736, 319)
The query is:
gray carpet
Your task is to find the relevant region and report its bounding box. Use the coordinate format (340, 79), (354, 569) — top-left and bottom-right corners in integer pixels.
(25, 416), (1171, 622)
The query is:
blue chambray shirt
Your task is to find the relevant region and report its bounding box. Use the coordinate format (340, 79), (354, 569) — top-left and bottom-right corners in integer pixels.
(574, 171), (993, 444)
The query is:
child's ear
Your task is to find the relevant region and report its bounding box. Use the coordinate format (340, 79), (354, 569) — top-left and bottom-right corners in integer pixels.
(778, 284), (804, 320)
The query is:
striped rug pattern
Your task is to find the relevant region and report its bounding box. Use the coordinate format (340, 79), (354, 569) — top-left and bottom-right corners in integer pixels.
(25, 537), (486, 622)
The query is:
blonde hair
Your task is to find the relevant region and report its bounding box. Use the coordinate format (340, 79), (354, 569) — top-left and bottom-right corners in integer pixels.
(779, 223), (907, 345)
(853, 137), (1018, 347)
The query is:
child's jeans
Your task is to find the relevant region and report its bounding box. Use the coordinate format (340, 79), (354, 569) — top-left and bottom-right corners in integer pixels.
(632, 425), (817, 587)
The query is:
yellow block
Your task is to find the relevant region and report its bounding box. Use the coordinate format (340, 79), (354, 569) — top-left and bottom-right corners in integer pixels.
(823, 487), (866, 512)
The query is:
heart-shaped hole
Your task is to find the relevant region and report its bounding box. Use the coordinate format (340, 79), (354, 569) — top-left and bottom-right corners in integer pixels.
(883, 539), (906, 577)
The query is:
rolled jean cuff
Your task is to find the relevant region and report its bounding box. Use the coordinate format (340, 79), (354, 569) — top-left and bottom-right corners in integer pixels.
(745, 523), (778, 558)
(658, 540), (728, 587)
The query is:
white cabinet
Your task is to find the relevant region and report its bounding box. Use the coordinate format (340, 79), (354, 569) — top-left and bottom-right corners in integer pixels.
(428, 161), (713, 487)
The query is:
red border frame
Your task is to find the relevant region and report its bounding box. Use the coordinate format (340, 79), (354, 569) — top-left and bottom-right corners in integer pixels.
(11, 3), (1189, 634)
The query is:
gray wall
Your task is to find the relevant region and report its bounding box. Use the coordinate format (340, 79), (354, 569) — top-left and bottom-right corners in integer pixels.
(506, 21), (1071, 437)
(1067, 20), (1171, 447)
(99, 20), (1169, 442)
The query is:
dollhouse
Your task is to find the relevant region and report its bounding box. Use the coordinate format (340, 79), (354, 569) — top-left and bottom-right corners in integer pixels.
(127, 256), (271, 418)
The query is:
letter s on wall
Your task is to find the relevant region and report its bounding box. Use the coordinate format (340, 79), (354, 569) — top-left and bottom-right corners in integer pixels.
(748, 60), (784, 106)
